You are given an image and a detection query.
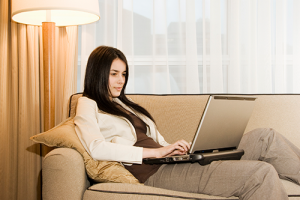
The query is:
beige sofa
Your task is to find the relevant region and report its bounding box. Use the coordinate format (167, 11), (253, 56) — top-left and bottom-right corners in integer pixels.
(42, 94), (300, 200)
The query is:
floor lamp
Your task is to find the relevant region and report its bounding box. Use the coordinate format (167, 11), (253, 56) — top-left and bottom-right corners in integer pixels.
(11, 0), (100, 155)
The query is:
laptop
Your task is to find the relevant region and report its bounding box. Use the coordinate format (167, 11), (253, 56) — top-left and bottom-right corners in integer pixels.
(143, 95), (257, 165)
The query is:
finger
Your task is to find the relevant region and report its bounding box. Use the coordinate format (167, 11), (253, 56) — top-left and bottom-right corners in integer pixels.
(170, 142), (183, 151)
(174, 144), (185, 152)
(176, 140), (189, 152)
(180, 139), (191, 149)
(173, 141), (186, 152)
(163, 145), (183, 157)
(171, 150), (186, 156)
(181, 139), (191, 150)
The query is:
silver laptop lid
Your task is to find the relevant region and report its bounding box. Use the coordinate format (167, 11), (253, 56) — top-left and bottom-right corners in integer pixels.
(189, 95), (256, 154)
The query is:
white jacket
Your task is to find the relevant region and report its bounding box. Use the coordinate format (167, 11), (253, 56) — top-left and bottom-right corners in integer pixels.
(74, 96), (169, 164)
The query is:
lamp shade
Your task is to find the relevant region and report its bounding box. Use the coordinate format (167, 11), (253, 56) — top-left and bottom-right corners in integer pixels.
(12, 0), (100, 26)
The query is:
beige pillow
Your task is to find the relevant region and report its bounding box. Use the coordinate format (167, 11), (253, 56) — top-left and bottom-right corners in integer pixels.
(30, 117), (139, 184)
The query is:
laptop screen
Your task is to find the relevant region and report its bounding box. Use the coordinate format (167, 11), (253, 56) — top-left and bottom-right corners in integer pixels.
(189, 95), (256, 154)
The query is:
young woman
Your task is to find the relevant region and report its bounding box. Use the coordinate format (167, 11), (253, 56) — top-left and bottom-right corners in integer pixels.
(74, 46), (300, 200)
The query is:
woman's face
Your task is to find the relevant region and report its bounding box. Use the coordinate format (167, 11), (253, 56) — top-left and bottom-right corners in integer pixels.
(108, 58), (127, 98)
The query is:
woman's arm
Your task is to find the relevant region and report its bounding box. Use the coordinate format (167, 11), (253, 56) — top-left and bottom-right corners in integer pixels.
(74, 97), (143, 164)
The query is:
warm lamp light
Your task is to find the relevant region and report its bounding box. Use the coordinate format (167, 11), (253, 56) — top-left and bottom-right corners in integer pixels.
(12, 0), (100, 26)
(11, 0), (100, 156)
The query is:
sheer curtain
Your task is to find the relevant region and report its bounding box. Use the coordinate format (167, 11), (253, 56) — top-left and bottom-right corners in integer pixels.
(79, 0), (300, 94)
(55, 26), (78, 124)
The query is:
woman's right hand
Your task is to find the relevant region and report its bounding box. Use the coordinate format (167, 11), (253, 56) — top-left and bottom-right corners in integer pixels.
(143, 139), (191, 158)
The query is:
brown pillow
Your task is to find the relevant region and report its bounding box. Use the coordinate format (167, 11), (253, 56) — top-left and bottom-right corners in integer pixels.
(30, 117), (139, 184)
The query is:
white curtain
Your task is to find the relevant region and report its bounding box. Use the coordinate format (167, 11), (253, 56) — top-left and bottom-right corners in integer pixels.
(55, 26), (78, 124)
(79, 0), (300, 94)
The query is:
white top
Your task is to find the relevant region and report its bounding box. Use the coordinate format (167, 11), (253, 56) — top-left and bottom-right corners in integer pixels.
(74, 97), (169, 164)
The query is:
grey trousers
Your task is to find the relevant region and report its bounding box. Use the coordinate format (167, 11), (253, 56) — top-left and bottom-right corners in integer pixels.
(145, 128), (300, 200)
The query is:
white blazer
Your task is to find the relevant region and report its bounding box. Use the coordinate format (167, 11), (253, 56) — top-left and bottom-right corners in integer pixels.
(74, 96), (169, 164)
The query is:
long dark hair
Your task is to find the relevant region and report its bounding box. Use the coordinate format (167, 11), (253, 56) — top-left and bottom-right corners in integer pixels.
(83, 45), (155, 124)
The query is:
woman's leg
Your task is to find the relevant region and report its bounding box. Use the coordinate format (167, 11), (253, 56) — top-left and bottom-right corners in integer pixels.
(145, 161), (287, 200)
(238, 128), (300, 185)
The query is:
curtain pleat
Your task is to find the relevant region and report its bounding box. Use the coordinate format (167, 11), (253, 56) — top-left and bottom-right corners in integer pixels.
(257, 0), (272, 93)
(55, 26), (78, 123)
(164, 0), (171, 94)
(151, 0), (172, 94)
(151, 0), (156, 94)
(16, 24), (41, 199)
(202, 0), (208, 93)
(80, 24), (97, 91)
(209, 0), (223, 93)
(123, 0), (135, 93)
(62, 26), (78, 121)
(117, 0), (123, 50)
(293, 0), (300, 93)
(0, 0), (18, 199)
(186, 0), (199, 93)
(228, 0), (240, 93)
(274, 0), (286, 93)
(10, 19), (19, 200)
(39, 26), (44, 132)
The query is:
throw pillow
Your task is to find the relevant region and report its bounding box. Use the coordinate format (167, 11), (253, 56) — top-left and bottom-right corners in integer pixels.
(30, 117), (140, 184)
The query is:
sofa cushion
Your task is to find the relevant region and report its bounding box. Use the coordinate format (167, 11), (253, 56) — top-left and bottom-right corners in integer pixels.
(30, 117), (139, 184)
(84, 183), (238, 200)
(84, 180), (300, 200)
(281, 179), (300, 197)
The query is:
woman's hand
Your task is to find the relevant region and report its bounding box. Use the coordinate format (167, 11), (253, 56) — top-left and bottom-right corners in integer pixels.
(143, 139), (191, 158)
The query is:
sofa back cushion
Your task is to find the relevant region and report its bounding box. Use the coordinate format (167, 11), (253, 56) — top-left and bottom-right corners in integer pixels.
(69, 93), (83, 118)
(69, 94), (209, 144)
(69, 94), (300, 147)
(127, 95), (209, 143)
(244, 95), (300, 148)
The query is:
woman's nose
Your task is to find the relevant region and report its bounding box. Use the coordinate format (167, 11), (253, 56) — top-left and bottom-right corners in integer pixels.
(118, 75), (125, 84)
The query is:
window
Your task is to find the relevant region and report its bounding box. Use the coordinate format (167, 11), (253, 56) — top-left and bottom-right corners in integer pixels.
(78, 0), (300, 94)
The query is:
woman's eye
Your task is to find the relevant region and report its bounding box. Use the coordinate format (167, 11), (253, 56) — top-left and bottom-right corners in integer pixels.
(122, 74), (126, 76)
(111, 73), (116, 76)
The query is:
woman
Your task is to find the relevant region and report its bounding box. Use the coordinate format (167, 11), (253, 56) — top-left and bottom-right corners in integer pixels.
(74, 46), (300, 200)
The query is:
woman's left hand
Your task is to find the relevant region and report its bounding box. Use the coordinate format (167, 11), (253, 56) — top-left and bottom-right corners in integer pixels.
(143, 139), (191, 158)
(157, 139), (191, 157)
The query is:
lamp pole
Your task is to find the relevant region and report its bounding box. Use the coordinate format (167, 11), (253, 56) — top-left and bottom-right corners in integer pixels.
(11, 1), (100, 157)
(42, 21), (55, 156)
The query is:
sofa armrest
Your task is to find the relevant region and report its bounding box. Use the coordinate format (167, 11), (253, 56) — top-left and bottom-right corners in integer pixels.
(42, 148), (90, 200)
